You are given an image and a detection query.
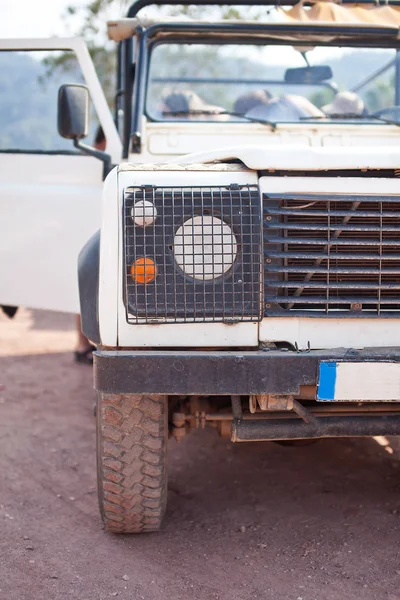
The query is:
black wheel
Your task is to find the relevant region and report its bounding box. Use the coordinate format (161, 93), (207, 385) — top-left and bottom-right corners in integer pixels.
(96, 393), (168, 533)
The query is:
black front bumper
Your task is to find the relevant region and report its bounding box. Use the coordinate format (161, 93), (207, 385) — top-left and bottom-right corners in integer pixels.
(94, 347), (400, 396)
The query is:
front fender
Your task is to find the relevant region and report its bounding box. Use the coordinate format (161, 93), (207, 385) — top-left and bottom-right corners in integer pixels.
(78, 230), (100, 345)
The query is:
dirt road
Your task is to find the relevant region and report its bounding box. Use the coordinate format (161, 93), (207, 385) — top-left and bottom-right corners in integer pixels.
(0, 309), (399, 600)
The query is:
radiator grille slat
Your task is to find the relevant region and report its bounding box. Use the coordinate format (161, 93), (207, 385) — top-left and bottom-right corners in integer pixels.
(263, 192), (400, 317)
(268, 266), (400, 275)
(267, 223), (400, 232)
(265, 236), (400, 246)
(265, 295), (400, 305)
(267, 251), (400, 261)
(124, 185), (262, 324)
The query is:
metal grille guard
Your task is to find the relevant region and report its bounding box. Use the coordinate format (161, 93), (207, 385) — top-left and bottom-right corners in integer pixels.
(124, 184), (262, 323)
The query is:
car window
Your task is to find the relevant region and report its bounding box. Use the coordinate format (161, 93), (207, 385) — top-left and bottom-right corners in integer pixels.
(0, 50), (100, 152)
(146, 42), (397, 124)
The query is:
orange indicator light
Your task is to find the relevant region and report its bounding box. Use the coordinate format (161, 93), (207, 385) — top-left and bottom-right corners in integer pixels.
(130, 257), (157, 284)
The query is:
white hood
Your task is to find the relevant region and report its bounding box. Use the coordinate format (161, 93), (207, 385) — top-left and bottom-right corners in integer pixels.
(180, 144), (399, 171)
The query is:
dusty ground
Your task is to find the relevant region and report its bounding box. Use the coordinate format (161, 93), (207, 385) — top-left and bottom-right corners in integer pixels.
(0, 308), (399, 600)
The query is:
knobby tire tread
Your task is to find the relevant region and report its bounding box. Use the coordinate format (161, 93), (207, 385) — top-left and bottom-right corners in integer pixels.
(97, 393), (168, 533)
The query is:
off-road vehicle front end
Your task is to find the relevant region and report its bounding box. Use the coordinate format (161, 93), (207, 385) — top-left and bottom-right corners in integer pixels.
(74, 0), (400, 533)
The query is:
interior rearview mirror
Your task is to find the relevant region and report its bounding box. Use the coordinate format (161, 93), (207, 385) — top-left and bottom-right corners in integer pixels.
(284, 65), (333, 85)
(58, 84), (90, 140)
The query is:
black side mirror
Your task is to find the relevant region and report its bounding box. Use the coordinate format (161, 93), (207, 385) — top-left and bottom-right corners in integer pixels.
(58, 84), (90, 140)
(284, 66), (333, 85)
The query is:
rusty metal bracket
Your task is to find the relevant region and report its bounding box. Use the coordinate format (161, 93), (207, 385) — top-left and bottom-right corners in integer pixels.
(194, 410), (207, 429)
(171, 412), (188, 441)
(292, 399), (317, 424)
(249, 394), (316, 424)
(249, 394), (294, 413)
(231, 395), (243, 419)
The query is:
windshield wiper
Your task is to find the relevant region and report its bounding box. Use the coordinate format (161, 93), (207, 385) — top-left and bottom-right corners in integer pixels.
(300, 113), (400, 127)
(161, 109), (277, 131)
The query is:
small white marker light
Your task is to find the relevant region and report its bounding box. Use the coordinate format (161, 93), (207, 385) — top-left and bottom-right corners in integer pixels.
(131, 200), (157, 227)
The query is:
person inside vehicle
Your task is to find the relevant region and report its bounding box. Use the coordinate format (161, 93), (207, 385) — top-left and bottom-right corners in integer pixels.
(160, 89), (228, 120)
(74, 125), (106, 365)
(322, 91), (366, 116)
(233, 89), (273, 115)
(233, 88), (323, 121)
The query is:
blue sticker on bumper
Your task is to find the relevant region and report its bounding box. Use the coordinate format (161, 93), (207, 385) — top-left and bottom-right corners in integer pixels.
(318, 362), (337, 401)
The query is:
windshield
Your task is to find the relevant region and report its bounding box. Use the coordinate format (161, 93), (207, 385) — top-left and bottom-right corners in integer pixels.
(146, 42), (399, 124)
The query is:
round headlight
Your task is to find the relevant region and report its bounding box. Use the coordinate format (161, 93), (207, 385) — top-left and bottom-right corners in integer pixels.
(131, 200), (157, 227)
(174, 215), (237, 280)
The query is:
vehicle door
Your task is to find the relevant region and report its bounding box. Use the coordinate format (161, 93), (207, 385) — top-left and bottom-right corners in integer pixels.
(0, 38), (121, 313)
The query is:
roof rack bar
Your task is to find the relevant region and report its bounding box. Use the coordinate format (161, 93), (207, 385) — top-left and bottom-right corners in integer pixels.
(127, 0), (400, 17)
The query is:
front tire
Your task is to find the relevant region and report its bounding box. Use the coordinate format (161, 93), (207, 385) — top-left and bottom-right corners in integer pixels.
(96, 393), (168, 533)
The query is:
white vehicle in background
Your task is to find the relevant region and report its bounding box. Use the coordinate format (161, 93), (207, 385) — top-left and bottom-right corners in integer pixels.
(2, 0), (400, 533)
